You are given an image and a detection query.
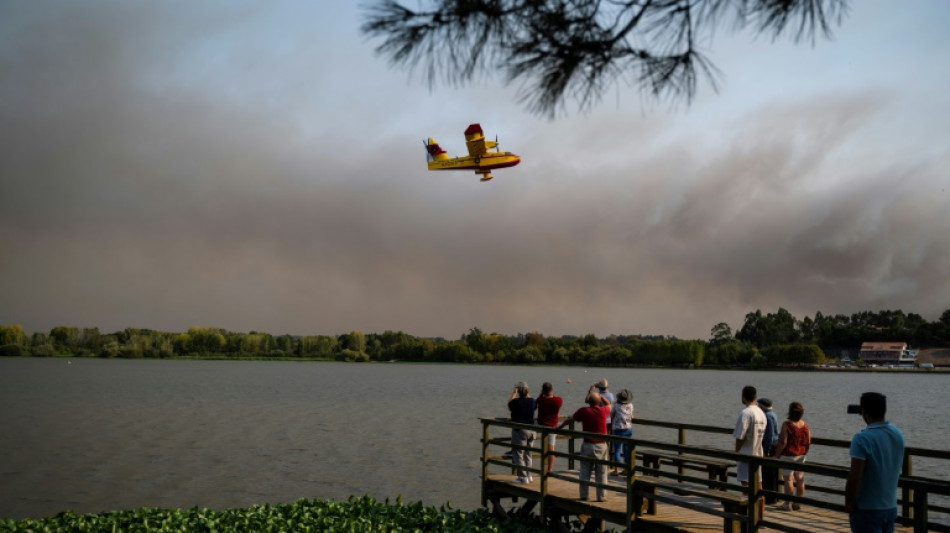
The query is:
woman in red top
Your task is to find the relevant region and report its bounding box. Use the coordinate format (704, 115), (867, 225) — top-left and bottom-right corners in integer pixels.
(536, 382), (563, 474)
(774, 401), (811, 511)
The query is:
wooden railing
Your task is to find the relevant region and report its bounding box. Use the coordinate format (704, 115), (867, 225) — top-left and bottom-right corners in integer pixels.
(480, 417), (950, 533)
(630, 417), (950, 525)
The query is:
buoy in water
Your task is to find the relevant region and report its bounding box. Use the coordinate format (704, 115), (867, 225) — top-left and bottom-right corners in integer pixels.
(565, 378), (572, 384)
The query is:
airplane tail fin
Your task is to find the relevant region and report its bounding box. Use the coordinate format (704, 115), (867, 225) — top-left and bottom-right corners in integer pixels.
(465, 123), (501, 153)
(424, 138), (448, 162)
(464, 123), (484, 142)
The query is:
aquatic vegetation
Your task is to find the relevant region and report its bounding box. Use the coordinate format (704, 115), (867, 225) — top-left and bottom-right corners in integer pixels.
(0, 496), (546, 532)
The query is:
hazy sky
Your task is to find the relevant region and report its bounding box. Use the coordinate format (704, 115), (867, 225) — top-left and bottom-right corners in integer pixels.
(1, 1), (948, 340)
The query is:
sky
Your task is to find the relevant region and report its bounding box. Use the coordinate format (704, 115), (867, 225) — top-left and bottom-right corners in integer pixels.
(1, 1), (948, 341)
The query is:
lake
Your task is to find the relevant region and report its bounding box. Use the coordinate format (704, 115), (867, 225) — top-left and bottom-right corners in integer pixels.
(1, 358), (947, 519)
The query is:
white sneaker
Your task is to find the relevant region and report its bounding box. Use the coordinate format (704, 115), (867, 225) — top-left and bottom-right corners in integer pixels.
(527, 475), (534, 483)
(512, 477), (527, 484)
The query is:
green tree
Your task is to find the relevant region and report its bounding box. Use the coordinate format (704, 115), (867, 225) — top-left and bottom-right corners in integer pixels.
(0, 344), (29, 357)
(428, 341), (473, 362)
(580, 334), (598, 349)
(298, 335), (338, 358)
(0, 324), (26, 345)
(488, 333), (515, 354)
(341, 331), (367, 354)
(362, 0), (848, 116)
(706, 340), (756, 366)
(186, 327), (227, 354)
(49, 326), (79, 347)
(173, 333), (192, 354)
(80, 327), (102, 351)
(762, 344), (825, 366)
(30, 332), (49, 348)
(799, 316), (815, 343)
(98, 339), (121, 358)
(275, 334), (295, 354)
(709, 322), (733, 345)
(523, 331), (546, 349)
(463, 327), (490, 354)
(737, 308), (799, 348)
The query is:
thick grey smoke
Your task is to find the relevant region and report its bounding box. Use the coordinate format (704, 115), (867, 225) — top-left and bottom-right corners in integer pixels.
(1, 1), (947, 339)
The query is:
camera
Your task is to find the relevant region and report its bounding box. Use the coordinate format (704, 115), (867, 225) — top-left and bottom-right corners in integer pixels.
(847, 404), (862, 414)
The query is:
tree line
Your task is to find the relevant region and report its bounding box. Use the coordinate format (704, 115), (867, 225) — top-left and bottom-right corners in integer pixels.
(1, 308), (948, 368)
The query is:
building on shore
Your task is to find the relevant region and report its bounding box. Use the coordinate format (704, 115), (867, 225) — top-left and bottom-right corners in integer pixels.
(858, 341), (918, 365)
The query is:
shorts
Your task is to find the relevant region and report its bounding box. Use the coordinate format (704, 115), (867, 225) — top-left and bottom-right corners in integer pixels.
(736, 460), (760, 484)
(544, 432), (557, 447)
(781, 455), (806, 477)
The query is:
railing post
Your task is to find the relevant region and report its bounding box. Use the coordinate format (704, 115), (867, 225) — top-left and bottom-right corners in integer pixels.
(747, 458), (760, 533)
(912, 486), (928, 533)
(902, 451), (913, 521)
(481, 420), (490, 507)
(568, 420), (576, 471)
(678, 426), (686, 479)
(509, 422), (517, 476)
(626, 441), (637, 533)
(539, 426), (547, 522)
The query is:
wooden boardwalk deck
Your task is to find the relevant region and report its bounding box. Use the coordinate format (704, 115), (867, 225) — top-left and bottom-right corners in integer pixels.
(481, 418), (950, 533)
(486, 471), (915, 532)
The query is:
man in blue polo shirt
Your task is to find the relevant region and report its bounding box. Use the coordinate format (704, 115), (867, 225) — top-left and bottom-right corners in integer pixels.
(845, 392), (905, 533)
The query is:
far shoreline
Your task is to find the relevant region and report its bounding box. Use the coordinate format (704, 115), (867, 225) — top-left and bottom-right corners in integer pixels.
(4, 354), (947, 373)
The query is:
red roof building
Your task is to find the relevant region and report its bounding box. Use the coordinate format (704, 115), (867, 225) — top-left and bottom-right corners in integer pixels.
(859, 342), (916, 364)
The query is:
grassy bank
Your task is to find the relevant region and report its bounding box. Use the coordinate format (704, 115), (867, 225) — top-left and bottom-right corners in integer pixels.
(0, 496), (546, 533)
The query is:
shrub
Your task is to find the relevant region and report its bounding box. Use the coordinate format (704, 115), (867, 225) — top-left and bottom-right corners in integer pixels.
(0, 496), (548, 533)
(31, 345), (56, 357)
(0, 344), (29, 357)
(337, 349), (369, 362)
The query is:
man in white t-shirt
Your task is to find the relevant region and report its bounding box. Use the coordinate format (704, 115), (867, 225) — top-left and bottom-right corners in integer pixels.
(734, 385), (767, 517)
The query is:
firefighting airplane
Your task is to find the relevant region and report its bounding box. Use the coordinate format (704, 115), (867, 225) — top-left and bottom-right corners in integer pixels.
(424, 123), (521, 181)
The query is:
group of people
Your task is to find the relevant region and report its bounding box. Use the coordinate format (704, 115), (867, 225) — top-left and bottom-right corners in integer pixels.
(506, 378), (632, 501)
(734, 385), (813, 518)
(734, 385), (905, 533)
(508, 380), (905, 533)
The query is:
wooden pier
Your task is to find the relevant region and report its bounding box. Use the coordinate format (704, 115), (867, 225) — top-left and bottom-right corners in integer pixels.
(480, 418), (950, 533)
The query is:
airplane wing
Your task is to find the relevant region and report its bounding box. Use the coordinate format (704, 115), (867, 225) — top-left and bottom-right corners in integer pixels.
(464, 123), (488, 158)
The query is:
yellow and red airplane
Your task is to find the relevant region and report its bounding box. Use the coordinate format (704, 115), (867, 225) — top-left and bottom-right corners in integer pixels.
(424, 123), (521, 182)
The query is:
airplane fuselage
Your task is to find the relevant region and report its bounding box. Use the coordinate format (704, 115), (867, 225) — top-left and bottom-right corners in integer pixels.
(426, 151), (521, 172)
(424, 123), (521, 181)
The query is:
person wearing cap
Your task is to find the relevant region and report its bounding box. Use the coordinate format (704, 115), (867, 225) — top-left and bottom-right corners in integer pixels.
(595, 379), (616, 460)
(609, 389), (634, 476)
(757, 398), (780, 504)
(595, 378), (615, 409)
(559, 384), (612, 501)
(845, 392), (905, 533)
(507, 381), (537, 484)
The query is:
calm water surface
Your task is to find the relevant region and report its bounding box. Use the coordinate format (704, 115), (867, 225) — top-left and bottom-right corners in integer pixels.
(1, 358), (947, 519)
